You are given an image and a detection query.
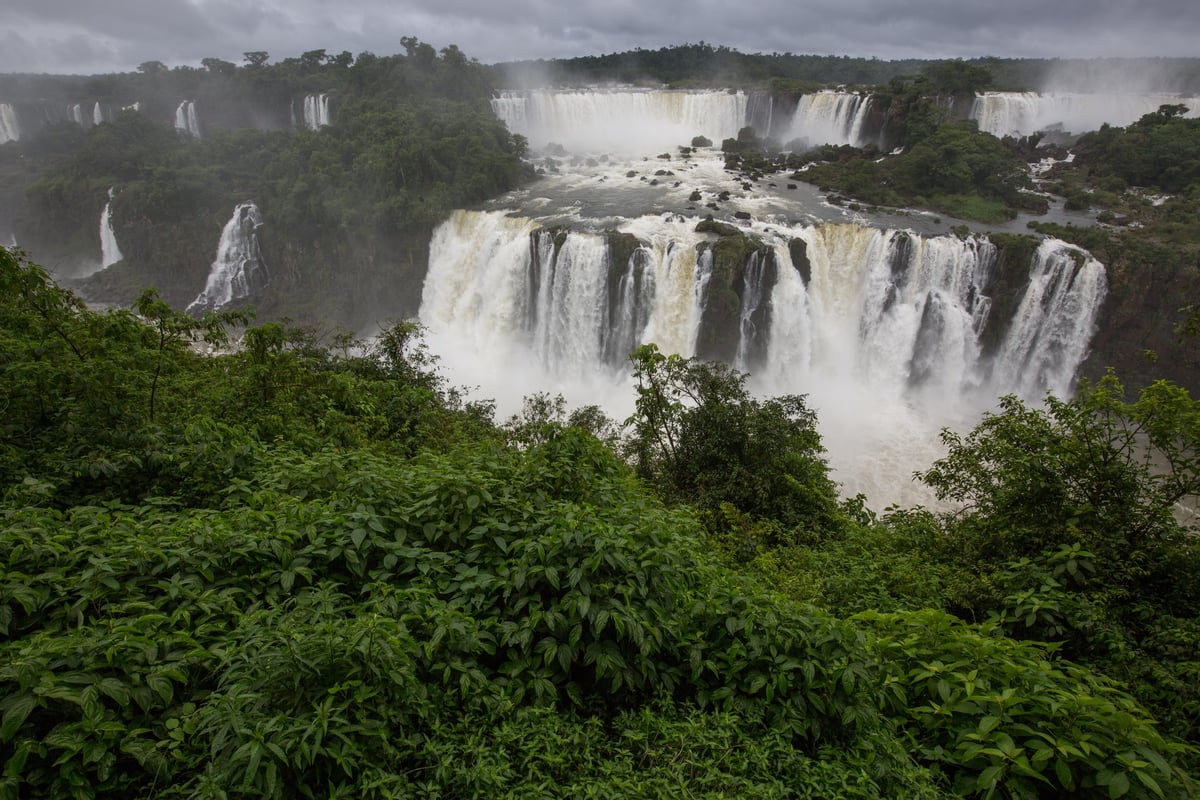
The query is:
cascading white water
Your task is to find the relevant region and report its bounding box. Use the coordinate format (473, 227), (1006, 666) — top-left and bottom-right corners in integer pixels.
(752, 226), (999, 409)
(99, 188), (123, 269)
(174, 101), (200, 137)
(746, 93), (775, 138)
(970, 92), (1200, 137)
(187, 202), (267, 313)
(68, 104), (85, 126)
(419, 210), (1107, 505)
(92, 102), (105, 126)
(303, 94), (331, 129)
(735, 250), (772, 369)
(783, 92), (874, 148)
(0, 103), (18, 144)
(422, 211), (707, 378)
(990, 239), (1107, 399)
(491, 89), (749, 153)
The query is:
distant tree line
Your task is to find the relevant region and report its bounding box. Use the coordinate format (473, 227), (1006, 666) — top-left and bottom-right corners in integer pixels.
(492, 43), (1200, 93)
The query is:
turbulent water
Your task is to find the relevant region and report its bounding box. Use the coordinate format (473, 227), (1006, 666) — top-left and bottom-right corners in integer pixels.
(421, 211), (1104, 506)
(303, 94), (331, 129)
(491, 88), (882, 152)
(187, 202), (268, 313)
(99, 188), (123, 269)
(491, 89), (749, 153)
(415, 87), (1117, 507)
(970, 91), (1200, 137)
(174, 101), (200, 137)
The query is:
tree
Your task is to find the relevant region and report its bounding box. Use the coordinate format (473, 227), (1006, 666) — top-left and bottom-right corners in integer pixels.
(919, 373), (1200, 589)
(400, 36), (437, 68)
(134, 288), (246, 421)
(243, 51), (270, 67)
(923, 59), (993, 95)
(625, 344), (841, 536)
(201, 57), (236, 75)
(137, 60), (167, 75)
(300, 49), (328, 69)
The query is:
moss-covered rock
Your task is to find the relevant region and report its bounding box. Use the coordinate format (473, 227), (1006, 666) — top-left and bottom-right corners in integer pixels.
(974, 232), (1039, 359)
(695, 218), (741, 238)
(693, 229), (774, 363)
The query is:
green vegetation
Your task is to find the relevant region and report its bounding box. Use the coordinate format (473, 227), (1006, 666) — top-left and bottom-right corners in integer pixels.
(1018, 105), (1200, 390)
(3, 43), (531, 329)
(704, 67), (1049, 223)
(796, 113), (1045, 223)
(495, 45), (1200, 93)
(4, 44), (1200, 800)
(3, 244), (1200, 798)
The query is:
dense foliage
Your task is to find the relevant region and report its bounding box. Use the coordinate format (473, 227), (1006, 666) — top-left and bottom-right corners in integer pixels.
(3, 43), (530, 328)
(1072, 105), (1200, 194)
(3, 245), (1199, 798)
(493, 45), (1200, 94)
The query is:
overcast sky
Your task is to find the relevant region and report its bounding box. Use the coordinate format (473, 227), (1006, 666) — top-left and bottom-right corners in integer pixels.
(1, 0), (1198, 75)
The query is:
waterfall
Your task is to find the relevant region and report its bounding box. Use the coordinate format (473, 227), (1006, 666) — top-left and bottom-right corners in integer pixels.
(99, 188), (123, 269)
(187, 203), (268, 313)
(421, 211), (1103, 408)
(419, 210), (1107, 505)
(68, 104), (85, 126)
(490, 89), (749, 153)
(783, 92), (874, 149)
(746, 92), (775, 137)
(604, 246), (656, 365)
(174, 101), (200, 137)
(303, 94), (331, 129)
(734, 250), (774, 371)
(0, 104), (18, 143)
(92, 102), (105, 126)
(754, 225), (998, 407)
(422, 211), (718, 375)
(970, 91), (1200, 137)
(990, 239), (1107, 399)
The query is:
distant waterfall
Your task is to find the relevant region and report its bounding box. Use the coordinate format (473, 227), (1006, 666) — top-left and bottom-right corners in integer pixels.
(92, 102), (105, 126)
(783, 92), (874, 149)
(68, 104), (85, 126)
(303, 94), (331, 129)
(421, 210), (1104, 406)
(490, 89), (749, 153)
(187, 203), (268, 313)
(99, 188), (123, 269)
(970, 91), (1200, 137)
(0, 104), (18, 143)
(174, 101), (200, 137)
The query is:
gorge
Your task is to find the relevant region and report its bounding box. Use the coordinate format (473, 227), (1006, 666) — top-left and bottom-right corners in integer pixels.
(409, 87), (1115, 504)
(2, 58), (1197, 507)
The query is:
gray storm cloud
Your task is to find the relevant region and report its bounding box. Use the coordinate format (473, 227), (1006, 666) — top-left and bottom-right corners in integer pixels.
(0, 0), (1197, 73)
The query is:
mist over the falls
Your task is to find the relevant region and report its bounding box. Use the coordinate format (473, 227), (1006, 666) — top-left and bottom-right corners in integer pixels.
(412, 88), (1112, 508)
